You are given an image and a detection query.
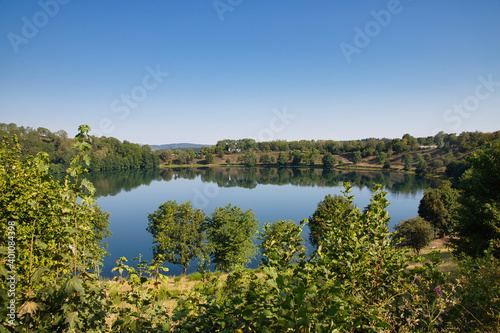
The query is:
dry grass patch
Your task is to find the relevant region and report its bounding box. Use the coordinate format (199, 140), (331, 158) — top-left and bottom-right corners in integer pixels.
(102, 271), (231, 319)
(407, 237), (457, 273)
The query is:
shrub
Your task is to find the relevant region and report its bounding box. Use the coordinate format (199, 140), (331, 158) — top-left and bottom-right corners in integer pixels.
(445, 252), (500, 331)
(188, 272), (203, 281)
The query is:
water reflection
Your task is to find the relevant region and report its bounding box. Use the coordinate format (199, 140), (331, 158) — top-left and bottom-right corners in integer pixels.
(90, 167), (440, 277)
(89, 167), (441, 198)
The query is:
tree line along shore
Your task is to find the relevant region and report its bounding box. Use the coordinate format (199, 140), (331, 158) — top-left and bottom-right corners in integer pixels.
(2, 122), (498, 179)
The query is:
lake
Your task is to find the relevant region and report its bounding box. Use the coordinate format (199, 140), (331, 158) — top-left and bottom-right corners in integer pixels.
(88, 167), (440, 277)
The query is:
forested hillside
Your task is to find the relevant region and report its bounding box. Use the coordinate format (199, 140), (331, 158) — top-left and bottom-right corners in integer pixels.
(2, 122), (499, 179)
(163, 131), (500, 177)
(0, 123), (159, 173)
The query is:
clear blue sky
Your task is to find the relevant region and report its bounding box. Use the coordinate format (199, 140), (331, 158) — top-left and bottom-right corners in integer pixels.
(1, 0), (499, 145)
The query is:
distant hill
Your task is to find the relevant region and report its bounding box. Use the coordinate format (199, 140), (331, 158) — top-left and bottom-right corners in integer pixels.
(149, 143), (210, 151)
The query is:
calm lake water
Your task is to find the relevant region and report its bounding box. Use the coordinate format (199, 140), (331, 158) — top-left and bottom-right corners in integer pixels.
(88, 167), (440, 277)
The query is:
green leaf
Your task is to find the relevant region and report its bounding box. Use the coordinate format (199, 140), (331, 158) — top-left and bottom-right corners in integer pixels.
(325, 306), (338, 317)
(32, 268), (49, 282)
(242, 309), (254, 320)
(66, 311), (79, 329)
(35, 239), (47, 249)
(65, 277), (84, 295)
(262, 309), (272, 317)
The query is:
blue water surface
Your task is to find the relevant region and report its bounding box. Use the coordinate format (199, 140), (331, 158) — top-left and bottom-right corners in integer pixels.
(91, 168), (438, 277)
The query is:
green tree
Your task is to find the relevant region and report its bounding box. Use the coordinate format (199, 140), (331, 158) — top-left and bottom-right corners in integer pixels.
(429, 158), (444, 173)
(55, 129), (68, 139)
(0, 127), (113, 331)
(377, 151), (387, 164)
(402, 133), (419, 150)
(415, 160), (429, 176)
(259, 153), (271, 165)
(352, 151), (362, 165)
(186, 148), (196, 163)
(414, 153), (424, 165)
(174, 184), (412, 332)
(322, 152), (336, 169)
(450, 142), (500, 258)
(290, 150), (303, 165)
(205, 203), (259, 272)
(307, 194), (354, 248)
(306, 149), (320, 166)
(205, 152), (214, 164)
(158, 149), (171, 163)
(277, 152), (287, 166)
(176, 151), (189, 165)
(240, 151), (257, 166)
(226, 157), (231, 164)
(392, 139), (407, 154)
(418, 181), (459, 237)
(146, 201), (206, 275)
(445, 160), (471, 182)
(394, 216), (434, 255)
(403, 152), (413, 171)
(216, 147), (225, 158)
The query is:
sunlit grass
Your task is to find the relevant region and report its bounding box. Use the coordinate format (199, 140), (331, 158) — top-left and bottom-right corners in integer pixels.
(407, 237), (458, 273)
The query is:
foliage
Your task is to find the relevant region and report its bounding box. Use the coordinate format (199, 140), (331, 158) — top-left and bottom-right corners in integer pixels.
(445, 160), (471, 182)
(429, 158), (444, 173)
(418, 181), (460, 236)
(4, 123), (499, 173)
(0, 126), (114, 331)
(277, 151), (288, 165)
(352, 150), (362, 164)
(415, 160), (429, 176)
(394, 216), (434, 255)
(109, 256), (171, 332)
(173, 184), (499, 332)
(307, 193), (353, 248)
(147, 200), (206, 275)
(204, 152), (214, 164)
(377, 151), (387, 164)
(403, 153), (413, 171)
(205, 203), (259, 272)
(260, 220), (305, 267)
(383, 159), (391, 169)
(259, 152), (271, 165)
(400, 252), (455, 332)
(212, 131), (499, 158)
(450, 141), (500, 258)
(0, 123), (160, 173)
(172, 184), (415, 331)
(322, 152), (336, 169)
(238, 151), (257, 167)
(290, 150), (303, 165)
(445, 252), (500, 331)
